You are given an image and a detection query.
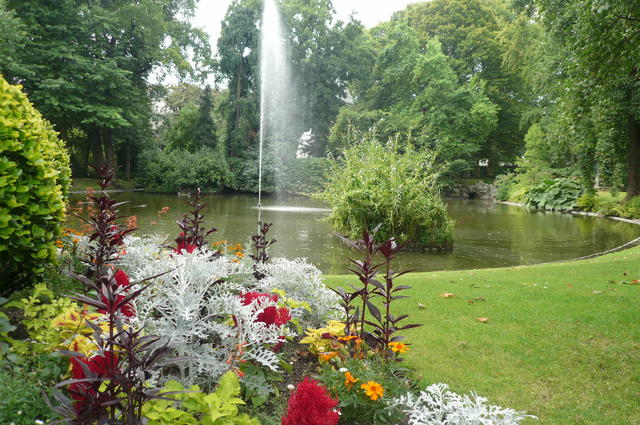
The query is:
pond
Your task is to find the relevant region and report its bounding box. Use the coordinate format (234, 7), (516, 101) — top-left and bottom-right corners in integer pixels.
(69, 192), (640, 275)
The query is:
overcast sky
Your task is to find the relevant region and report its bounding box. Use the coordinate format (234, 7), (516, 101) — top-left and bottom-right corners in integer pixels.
(193, 0), (420, 55)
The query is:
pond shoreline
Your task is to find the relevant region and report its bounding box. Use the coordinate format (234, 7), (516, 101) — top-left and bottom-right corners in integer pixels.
(496, 200), (640, 263)
(496, 200), (640, 226)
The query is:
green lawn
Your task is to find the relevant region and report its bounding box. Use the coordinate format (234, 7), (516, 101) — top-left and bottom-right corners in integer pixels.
(325, 248), (640, 425)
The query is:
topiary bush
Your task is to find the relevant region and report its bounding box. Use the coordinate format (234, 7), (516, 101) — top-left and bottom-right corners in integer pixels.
(317, 139), (453, 249)
(0, 76), (71, 295)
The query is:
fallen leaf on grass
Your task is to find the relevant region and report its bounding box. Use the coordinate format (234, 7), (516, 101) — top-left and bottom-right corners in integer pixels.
(440, 293), (455, 298)
(417, 303), (427, 309)
(592, 290), (604, 295)
(630, 280), (640, 285)
(566, 283), (573, 288)
(476, 317), (489, 323)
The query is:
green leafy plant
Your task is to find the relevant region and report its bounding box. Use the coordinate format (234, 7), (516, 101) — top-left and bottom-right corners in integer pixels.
(619, 196), (640, 219)
(524, 178), (584, 211)
(0, 296), (16, 361)
(317, 357), (411, 425)
(142, 372), (260, 425)
(0, 76), (71, 295)
(339, 228), (421, 355)
(494, 173), (516, 202)
(5, 283), (75, 356)
(318, 139), (453, 249)
(137, 147), (232, 193)
(0, 353), (68, 425)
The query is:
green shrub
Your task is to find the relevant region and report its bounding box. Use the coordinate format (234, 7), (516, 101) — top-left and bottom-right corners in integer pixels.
(595, 198), (620, 216)
(0, 353), (67, 425)
(494, 173), (516, 201)
(228, 150), (276, 193)
(524, 178), (584, 211)
(278, 157), (332, 195)
(137, 147), (232, 193)
(317, 357), (411, 425)
(317, 139), (453, 249)
(576, 192), (598, 211)
(229, 154), (331, 195)
(142, 371), (259, 425)
(619, 196), (640, 219)
(0, 76), (71, 295)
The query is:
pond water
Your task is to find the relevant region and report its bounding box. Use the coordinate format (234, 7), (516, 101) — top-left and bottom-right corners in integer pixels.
(69, 192), (640, 275)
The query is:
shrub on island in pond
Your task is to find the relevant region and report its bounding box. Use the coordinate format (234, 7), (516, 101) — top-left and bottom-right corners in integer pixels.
(318, 138), (453, 249)
(0, 76), (71, 294)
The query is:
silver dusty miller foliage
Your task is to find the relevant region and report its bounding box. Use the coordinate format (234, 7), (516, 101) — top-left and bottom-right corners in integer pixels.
(390, 383), (537, 425)
(121, 236), (335, 386)
(254, 257), (340, 325)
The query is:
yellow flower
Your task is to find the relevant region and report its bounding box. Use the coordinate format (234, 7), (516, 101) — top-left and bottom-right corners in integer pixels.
(361, 381), (384, 400)
(344, 371), (359, 389)
(235, 251), (244, 258)
(319, 351), (339, 362)
(388, 341), (410, 354)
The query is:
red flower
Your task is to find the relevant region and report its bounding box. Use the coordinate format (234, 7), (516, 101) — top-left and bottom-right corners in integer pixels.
(258, 306), (292, 326)
(173, 241), (197, 254)
(281, 377), (339, 425)
(241, 291), (278, 306)
(240, 292), (291, 327)
(99, 294), (135, 317)
(114, 269), (130, 287)
(69, 351), (119, 413)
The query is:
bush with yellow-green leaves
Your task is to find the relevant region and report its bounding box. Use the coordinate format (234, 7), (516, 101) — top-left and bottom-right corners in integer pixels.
(0, 76), (70, 294)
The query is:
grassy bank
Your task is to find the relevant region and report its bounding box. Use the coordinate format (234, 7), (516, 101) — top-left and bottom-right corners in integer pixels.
(325, 248), (640, 425)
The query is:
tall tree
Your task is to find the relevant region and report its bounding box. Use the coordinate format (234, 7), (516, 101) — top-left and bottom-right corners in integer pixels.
(530, 0), (640, 198)
(193, 85), (218, 150)
(399, 0), (527, 175)
(1, 0), (210, 176)
(282, 0), (375, 155)
(217, 0), (261, 158)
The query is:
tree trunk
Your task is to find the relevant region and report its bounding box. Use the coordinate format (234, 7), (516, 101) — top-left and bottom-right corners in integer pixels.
(125, 142), (132, 180)
(80, 138), (90, 177)
(104, 128), (116, 171)
(89, 126), (104, 168)
(623, 117), (640, 201)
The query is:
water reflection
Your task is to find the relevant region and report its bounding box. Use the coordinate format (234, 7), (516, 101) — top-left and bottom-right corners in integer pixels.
(68, 194), (640, 274)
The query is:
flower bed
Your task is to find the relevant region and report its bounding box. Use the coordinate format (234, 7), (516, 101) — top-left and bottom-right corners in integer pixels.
(0, 168), (535, 425)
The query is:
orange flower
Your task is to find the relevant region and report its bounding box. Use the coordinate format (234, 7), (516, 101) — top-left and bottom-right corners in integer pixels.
(319, 351), (338, 362)
(388, 342), (410, 354)
(235, 251), (244, 258)
(344, 371), (359, 389)
(231, 259), (240, 264)
(338, 335), (358, 342)
(360, 381), (384, 401)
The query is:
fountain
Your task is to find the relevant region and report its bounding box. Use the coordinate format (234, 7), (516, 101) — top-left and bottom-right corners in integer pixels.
(257, 0), (294, 208)
(256, 0), (331, 216)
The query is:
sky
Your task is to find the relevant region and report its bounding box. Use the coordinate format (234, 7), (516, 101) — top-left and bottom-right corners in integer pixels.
(193, 0), (420, 55)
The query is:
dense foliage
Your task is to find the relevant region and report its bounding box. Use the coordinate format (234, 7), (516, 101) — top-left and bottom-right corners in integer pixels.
(319, 139), (453, 249)
(137, 147), (233, 193)
(0, 77), (71, 294)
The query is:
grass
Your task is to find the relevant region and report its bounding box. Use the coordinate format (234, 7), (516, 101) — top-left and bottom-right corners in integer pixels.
(325, 248), (640, 425)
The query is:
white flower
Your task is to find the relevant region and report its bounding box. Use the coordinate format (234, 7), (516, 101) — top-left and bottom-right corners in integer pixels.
(339, 367), (348, 373)
(287, 384), (295, 391)
(35, 420), (45, 425)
